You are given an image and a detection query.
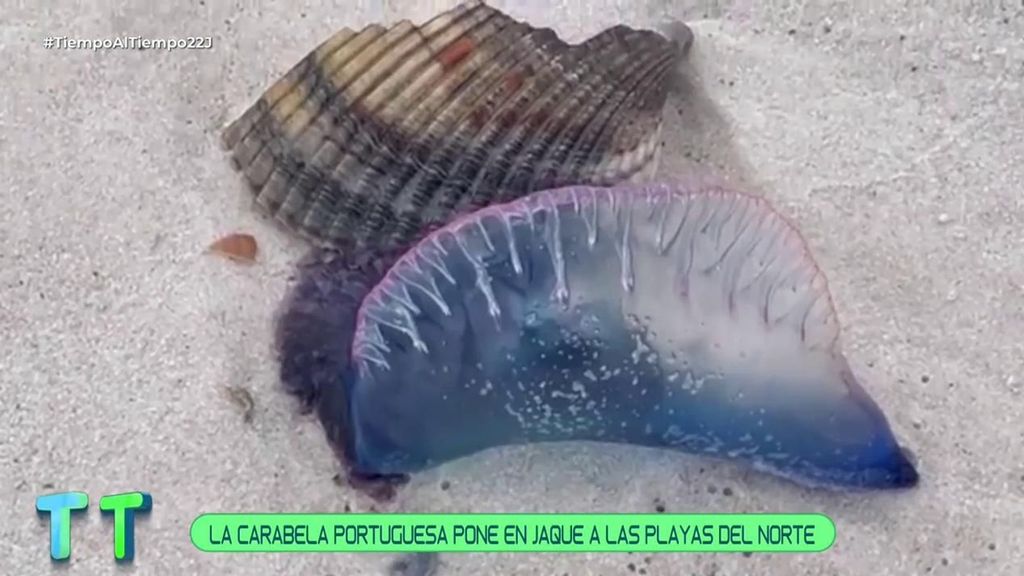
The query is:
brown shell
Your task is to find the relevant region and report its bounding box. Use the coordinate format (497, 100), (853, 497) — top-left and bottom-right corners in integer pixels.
(222, 0), (686, 254)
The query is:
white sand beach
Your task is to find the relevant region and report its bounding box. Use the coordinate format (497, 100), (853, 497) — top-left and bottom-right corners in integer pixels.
(2, 1), (1022, 574)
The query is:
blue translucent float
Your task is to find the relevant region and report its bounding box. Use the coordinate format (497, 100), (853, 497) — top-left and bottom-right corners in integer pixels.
(278, 182), (918, 495)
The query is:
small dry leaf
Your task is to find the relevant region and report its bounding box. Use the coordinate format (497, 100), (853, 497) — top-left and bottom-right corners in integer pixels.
(208, 233), (258, 263)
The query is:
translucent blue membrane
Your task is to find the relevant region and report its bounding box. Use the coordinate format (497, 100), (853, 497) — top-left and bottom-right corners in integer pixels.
(281, 183), (918, 491)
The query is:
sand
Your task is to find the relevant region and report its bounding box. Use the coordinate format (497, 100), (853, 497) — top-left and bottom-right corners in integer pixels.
(2, 0), (1022, 574)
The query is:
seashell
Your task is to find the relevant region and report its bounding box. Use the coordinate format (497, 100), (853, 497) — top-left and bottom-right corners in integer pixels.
(222, 0), (689, 255)
(277, 181), (919, 497)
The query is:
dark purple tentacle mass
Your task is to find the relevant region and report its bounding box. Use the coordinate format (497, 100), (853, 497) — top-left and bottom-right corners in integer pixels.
(275, 247), (408, 492)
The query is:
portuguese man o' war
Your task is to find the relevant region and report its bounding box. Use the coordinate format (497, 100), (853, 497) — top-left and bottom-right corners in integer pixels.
(276, 182), (919, 496)
(221, 1), (917, 498)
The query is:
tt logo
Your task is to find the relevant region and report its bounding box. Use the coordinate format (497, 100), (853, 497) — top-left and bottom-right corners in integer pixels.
(35, 491), (152, 561)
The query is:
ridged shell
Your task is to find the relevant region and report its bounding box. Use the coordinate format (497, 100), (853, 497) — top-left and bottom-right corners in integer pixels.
(222, 0), (685, 253)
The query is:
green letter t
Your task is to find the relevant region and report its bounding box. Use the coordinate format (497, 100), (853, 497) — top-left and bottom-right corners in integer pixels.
(99, 492), (152, 561)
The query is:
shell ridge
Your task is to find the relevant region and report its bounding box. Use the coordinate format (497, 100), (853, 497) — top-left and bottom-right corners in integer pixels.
(544, 43), (665, 186)
(222, 26), (360, 151)
(348, 6), (501, 191)
(369, 24), (553, 244)
(425, 29), (574, 216)
(473, 29), (648, 194)
(385, 20), (535, 238)
(231, 25), (390, 217)
(492, 29), (656, 195)
(251, 18), (424, 220)
(523, 32), (669, 189)
(348, 8), (510, 227)
(235, 24), (389, 174)
(376, 19), (532, 194)
(296, 20), (437, 221)
(225, 4), (683, 252)
(574, 49), (676, 184)
(376, 3), (506, 124)
(464, 54), (580, 203)
(554, 45), (673, 187)
(253, 24), (413, 225)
